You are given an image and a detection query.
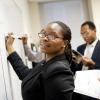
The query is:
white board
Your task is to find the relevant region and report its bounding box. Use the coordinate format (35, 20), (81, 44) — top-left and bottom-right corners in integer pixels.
(0, 0), (25, 100)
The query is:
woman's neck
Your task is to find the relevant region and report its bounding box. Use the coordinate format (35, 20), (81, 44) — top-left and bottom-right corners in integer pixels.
(45, 52), (64, 62)
(45, 54), (55, 62)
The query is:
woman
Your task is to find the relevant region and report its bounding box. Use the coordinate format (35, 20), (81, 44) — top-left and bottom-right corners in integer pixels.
(6, 21), (74, 100)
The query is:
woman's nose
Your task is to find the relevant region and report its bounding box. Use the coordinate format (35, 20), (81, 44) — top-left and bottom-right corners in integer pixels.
(43, 36), (49, 41)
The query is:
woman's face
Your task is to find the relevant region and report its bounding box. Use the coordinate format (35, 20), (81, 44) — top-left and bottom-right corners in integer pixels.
(39, 23), (66, 55)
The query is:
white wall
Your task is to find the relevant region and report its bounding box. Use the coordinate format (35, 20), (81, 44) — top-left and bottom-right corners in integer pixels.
(88, 0), (100, 39)
(29, 0), (90, 49)
(29, 2), (41, 45)
(38, 0), (89, 49)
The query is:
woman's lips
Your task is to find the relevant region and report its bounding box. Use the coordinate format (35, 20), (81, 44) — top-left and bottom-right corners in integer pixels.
(40, 43), (50, 48)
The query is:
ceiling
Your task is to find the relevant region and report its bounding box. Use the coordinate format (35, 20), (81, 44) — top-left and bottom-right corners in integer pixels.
(28, 0), (62, 3)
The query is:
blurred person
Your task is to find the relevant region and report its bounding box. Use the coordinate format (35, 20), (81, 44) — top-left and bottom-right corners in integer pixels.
(21, 34), (42, 63)
(72, 21), (100, 100)
(78, 21), (100, 70)
(6, 21), (74, 100)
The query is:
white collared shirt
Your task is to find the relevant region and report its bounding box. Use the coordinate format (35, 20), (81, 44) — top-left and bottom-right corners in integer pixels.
(82, 38), (98, 70)
(84, 38), (98, 58)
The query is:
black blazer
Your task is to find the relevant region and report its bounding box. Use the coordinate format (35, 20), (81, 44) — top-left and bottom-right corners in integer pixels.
(8, 52), (74, 100)
(77, 40), (100, 70)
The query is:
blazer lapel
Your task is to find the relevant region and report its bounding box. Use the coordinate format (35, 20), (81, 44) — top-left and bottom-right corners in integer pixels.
(78, 44), (86, 55)
(92, 40), (100, 61)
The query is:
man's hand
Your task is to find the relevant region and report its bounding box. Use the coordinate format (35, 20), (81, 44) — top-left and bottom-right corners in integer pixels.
(82, 56), (95, 68)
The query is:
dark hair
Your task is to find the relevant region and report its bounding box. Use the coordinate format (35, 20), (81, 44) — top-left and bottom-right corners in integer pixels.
(81, 21), (96, 30)
(49, 21), (72, 63)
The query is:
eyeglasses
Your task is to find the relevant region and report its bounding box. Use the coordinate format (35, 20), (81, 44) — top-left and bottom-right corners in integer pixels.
(81, 32), (90, 37)
(38, 31), (63, 40)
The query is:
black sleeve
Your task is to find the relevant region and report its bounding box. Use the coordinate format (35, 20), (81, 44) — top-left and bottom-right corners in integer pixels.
(7, 52), (31, 80)
(70, 60), (82, 74)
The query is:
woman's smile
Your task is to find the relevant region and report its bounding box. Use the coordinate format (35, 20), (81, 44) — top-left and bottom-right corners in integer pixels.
(40, 42), (51, 48)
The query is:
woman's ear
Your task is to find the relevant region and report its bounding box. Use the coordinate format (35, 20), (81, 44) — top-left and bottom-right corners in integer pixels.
(61, 41), (66, 48)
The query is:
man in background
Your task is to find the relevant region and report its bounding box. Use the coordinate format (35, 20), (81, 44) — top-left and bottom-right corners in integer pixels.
(72, 21), (100, 100)
(77, 21), (100, 71)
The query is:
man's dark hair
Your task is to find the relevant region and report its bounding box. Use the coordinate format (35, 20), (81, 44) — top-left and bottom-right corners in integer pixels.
(81, 21), (96, 30)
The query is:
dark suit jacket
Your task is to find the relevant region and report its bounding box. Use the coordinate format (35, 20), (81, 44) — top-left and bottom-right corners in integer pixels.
(77, 40), (100, 70)
(71, 40), (100, 74)
(7, 52), (74, 100)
